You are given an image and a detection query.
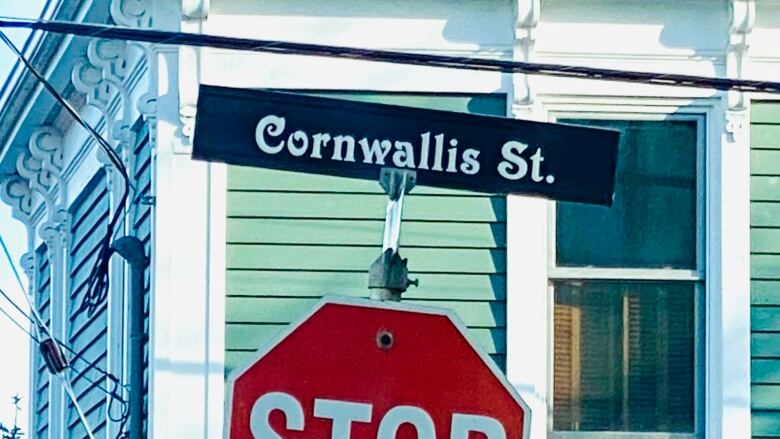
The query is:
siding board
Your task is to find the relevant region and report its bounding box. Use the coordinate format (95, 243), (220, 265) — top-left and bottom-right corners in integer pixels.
(754, 281), (780, 306)
(227, 245), (506, 273)
(226, 270), (506, 301)
(227, 192), (506, 222)
(752, 202), (780, 228)
(227, 218), (506, 248)
(752, 103), (780, 438)
(225, 93), (508, 374)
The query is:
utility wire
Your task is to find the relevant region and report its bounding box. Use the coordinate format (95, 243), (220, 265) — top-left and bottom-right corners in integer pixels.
(0, 285), (33, 327)
(0, 233), (27, 298)
(1, 17), (780, 94)
(0, 303), (38, 343)
(0, 284), (128, 437)
(0, 293), (126, 411)
(0, 30), (133, 317)
(1, 282), (125, 391)
(0, 285), (99, 439)
(0, 235), (128, 398)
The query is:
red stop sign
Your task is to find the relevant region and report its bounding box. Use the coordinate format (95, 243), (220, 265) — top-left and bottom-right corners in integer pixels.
(227, 297), (530, 439)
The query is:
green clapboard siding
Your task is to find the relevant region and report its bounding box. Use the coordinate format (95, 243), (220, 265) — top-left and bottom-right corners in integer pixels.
(752, 102), (780, 438)
(225, 92), (508, 374)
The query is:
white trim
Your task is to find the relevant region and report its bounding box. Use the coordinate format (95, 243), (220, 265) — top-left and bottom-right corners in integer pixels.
(506, 194), (550, 439)
(224, 296), (532, 439)
(206, 161), (226, 439)
(548, 268), (704, 282)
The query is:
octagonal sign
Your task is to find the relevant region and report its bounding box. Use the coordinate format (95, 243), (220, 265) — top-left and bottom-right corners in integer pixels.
(226, 297), (530, 438)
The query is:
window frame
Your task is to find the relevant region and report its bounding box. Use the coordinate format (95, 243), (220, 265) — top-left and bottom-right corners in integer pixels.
(504, 96), (751, 439)
(547, 114), (706, 439)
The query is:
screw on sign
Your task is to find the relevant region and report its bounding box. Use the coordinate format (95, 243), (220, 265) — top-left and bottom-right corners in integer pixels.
(226, 297), (530, 439)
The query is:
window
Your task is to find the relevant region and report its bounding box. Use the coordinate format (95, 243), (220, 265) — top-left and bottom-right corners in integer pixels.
(550, 119), (704, 436)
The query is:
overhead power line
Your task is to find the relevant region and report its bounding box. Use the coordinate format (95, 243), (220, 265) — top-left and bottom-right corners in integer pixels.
(0, 17), (779, 94)
(0, 30), (133, 317)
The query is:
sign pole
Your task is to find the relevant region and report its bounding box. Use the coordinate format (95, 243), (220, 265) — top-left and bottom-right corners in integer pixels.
(369, 168), (419, 301)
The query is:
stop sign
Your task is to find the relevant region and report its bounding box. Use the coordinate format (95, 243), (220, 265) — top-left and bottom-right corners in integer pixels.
(226, 297), (530, 438)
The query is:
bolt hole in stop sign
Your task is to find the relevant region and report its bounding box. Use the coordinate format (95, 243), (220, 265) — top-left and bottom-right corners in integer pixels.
(226, 297), (530, 439)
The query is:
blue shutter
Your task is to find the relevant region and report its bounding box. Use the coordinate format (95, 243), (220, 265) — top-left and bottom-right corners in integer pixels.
(66, 172), (110, 439)
(130, 126), (152, 434)
(33, 244), (51, 439)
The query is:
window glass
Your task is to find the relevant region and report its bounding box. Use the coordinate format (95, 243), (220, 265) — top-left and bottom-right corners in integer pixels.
(556, 120), (697, 269)
(553, 280), (695, 433)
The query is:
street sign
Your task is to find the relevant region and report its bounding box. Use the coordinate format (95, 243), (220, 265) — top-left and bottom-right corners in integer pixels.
(226, 297), (530, 439)
(193, 85), (620, 205)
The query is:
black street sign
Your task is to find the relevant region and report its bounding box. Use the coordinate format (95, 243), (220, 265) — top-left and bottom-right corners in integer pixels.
(192, 85), (620, 205)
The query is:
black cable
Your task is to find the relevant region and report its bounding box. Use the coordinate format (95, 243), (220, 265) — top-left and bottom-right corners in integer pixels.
(1, 17), (780, 94)
(69, 363), (128, 408)
(0, 288), (130, 435)
(0, 286), (37, 327)
(0, 303), (39, 343)
(0, 285), (127, 402)
(0, 30), (133, 317)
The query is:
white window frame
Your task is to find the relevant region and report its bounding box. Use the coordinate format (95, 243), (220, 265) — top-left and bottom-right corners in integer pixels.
(548, 114), (705, 439)
(505, 96), (752, 439)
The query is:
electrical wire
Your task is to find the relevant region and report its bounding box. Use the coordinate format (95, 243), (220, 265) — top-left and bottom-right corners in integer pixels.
(0, 232), (28, 298)
(0, 235), (129, 410)
(1, 17), (780, 94)
(0, 307), (122, 402)
(0, 283), (127, 395)
(0, 303), (38, 343)
(0, 287), (103, 439)
(62, 376), (96, 439)
(0, 30), (133, 317)
(0, 287), (129, 438)
(0, 285), (34, 327)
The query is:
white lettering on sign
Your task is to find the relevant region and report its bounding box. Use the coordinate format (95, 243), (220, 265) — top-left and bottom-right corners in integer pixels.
(451, 413), (507, 439)
(250, 392), (304, 438)
(377, 406), (436, 439)
(255, 115), (286, 154)
(314, 399), (372, 439)
(497, 141), (554, 184)
(248, 392), (510, 439)
(254, 114), (554, 184)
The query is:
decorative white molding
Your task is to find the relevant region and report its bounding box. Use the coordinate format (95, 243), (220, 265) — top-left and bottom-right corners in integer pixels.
(0, 174), (33, 223)
(727, 0), (755, 112)
(29, 127), (64, 176)
(110, 0), (152, 28)
(178, 0), (209, 152)
(19, 251), (35, 281)
(38, 208), (70, 252)
(182, 0), (210, 20)
(16, 153), (54, 198)
(512, 0), (540, 118)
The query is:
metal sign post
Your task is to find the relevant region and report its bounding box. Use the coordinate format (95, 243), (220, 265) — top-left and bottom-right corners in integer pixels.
(369, 168), (418, 301)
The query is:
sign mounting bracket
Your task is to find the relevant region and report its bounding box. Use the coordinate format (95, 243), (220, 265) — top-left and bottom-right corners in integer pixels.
(369, 168), (419, 301)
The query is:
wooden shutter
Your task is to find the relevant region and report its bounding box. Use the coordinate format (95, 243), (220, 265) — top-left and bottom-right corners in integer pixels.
(130, 126), (152, 436)
(33, 245), (51, 439)
(66, 172), (110, 438)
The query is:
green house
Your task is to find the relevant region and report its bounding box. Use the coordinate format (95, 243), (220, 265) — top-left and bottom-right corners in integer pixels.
(1, 0), (780, 438)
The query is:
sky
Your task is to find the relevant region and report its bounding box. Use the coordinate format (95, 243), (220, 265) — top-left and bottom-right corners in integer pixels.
(0, 0), (48, 433)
